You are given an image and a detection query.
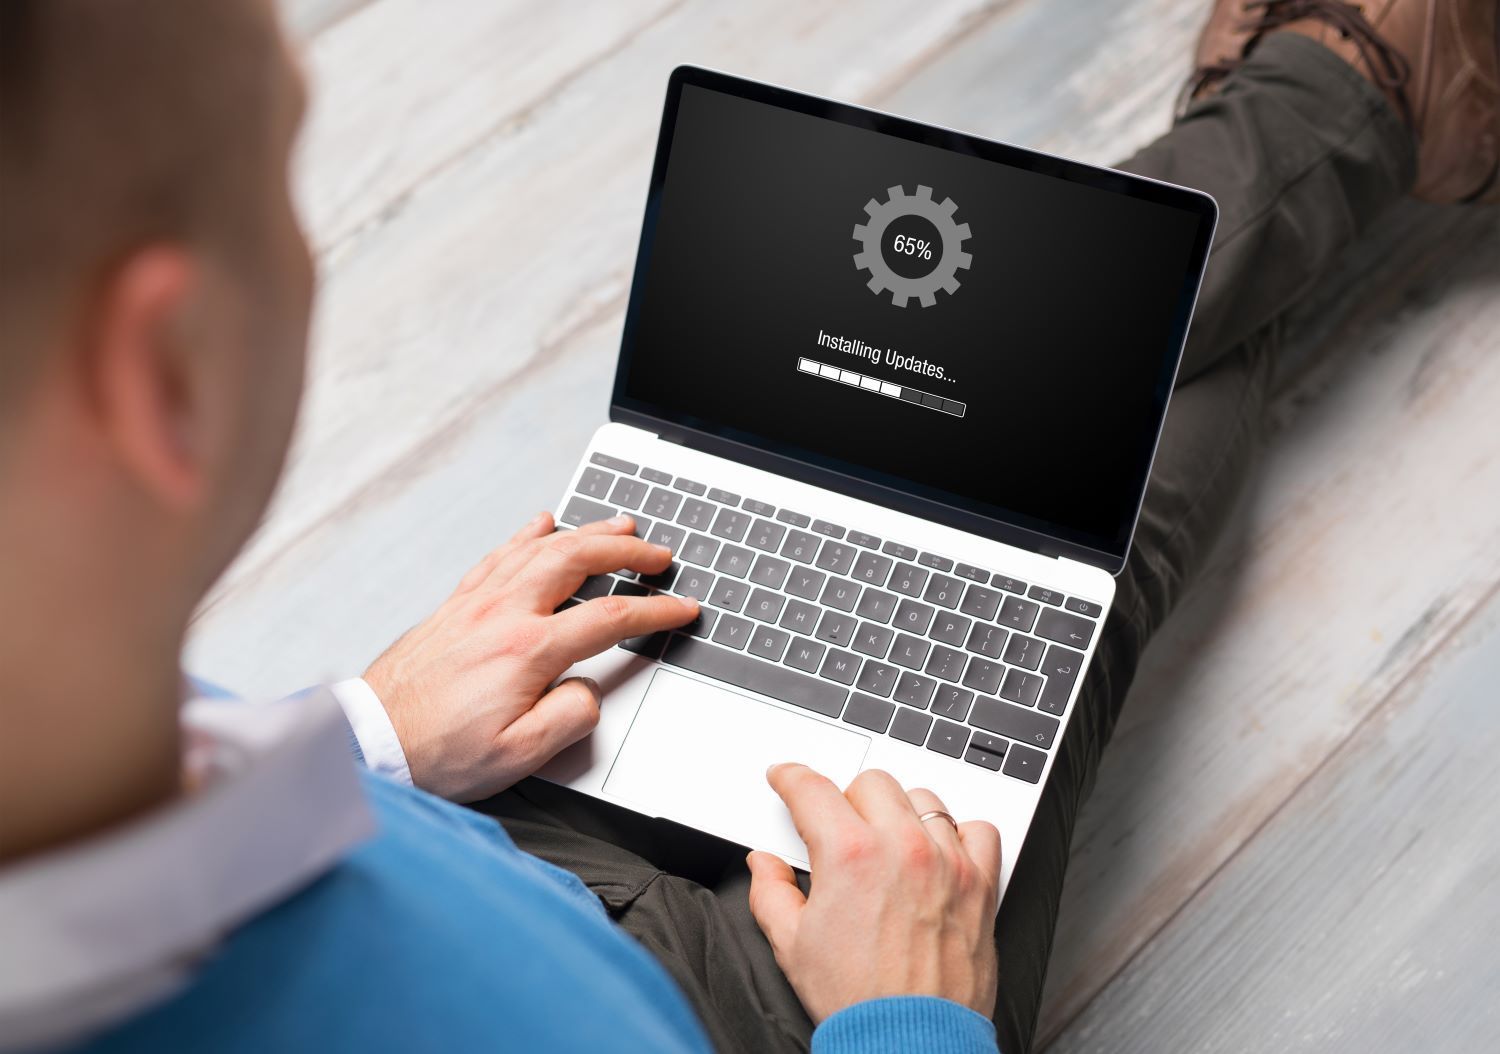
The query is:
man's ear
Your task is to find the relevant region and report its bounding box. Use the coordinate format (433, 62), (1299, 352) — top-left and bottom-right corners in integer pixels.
(85, 246), (209, 511)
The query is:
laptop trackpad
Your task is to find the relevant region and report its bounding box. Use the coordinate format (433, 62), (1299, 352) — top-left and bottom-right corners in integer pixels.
(604, 668), (870, 864)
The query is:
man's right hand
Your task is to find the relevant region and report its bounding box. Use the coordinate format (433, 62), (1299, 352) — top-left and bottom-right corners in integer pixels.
(745, 764), (1002, 1023)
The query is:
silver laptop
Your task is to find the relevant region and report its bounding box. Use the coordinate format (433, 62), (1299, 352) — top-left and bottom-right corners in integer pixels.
(538, 67), (1216, 898)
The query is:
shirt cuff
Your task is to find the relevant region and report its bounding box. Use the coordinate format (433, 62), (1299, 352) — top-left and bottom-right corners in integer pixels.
(811, 996), (998, 1054)
(328, 677), (413, 787)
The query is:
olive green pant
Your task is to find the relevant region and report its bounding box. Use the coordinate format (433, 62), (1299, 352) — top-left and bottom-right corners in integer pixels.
(478, 33), (1415, 1054)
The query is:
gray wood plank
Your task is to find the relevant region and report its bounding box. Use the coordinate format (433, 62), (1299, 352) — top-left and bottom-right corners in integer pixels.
(1046, 581), (1500, 1053)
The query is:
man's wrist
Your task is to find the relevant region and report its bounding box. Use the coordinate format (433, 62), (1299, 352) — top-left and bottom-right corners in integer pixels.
(329, 677), (413, 786)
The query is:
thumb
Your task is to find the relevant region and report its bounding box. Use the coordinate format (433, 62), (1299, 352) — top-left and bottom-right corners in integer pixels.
(745, 850), (805, 958)
(498, 676), (601, 771)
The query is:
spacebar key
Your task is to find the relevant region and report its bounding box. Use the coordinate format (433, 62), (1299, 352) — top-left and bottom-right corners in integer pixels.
(662, 636), (847, 718)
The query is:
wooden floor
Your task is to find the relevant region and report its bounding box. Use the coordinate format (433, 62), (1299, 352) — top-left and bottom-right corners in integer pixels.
(189, 2), (1500, 1049)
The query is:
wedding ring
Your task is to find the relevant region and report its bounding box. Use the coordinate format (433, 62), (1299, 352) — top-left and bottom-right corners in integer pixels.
(917, 809), (959, 831)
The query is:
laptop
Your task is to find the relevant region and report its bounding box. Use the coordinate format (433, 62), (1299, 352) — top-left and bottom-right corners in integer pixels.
(538, 66), (1216, 897)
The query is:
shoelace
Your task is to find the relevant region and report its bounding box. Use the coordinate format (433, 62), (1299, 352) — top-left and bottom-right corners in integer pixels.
(1180, 0), (1414, 126)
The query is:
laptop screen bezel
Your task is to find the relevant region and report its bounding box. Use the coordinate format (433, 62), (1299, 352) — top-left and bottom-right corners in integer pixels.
(610, 65), (1218, 576)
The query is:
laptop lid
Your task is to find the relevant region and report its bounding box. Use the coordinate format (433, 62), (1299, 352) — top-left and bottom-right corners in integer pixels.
(611, 66), (1217, 575)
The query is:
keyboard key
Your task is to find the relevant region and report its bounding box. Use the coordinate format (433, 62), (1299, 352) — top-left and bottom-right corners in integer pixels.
(971, 696), (1059, 748)
(680, 534), (720, 567)
(819, 649), (861, 685)
(639, 562), (678, 591)
(820, 578), (861, 612)
(955, 562), (988, 583)
(998, 596), (1040, 632)
(929, 611), (972, 647)
(1035, 608), (1095, 649)
(575, 574), (616, 600)
(1027, 585), (1063, 606)
(992, 574), (1027, 594)
(640, 466), (673, 484)
(1003, 743), (1046, 783)
(850, 551), (893, 587)
(1038, 645), (1084, 714)
(959, 585), (1002, 621)
(815, 610), (856, 647)
(1064, 597), (1104, 618)
(748, 555), (791, 590)
(623, 514), (652, 540)
(854, 588), (898, 624)
(560, 495), (615, 527)
(924, 645), (966, 683)
(577, 466), (614, 499)
(848, 531), (881, 549)
(781, 530), (820, 563)
(663, 635), (845, 718)
(779, 598), (820, 635)
(965, 622), (1008, 659)
(677, 498), (715, 530)
(745, 588), (785, 624)
(889, 563), (929, 598)
(685, 607), (718, 638)
(590, 452), (637, 474)
(890, 707), (933, 746)
(608, 476), (649, 511)
(711, 614), (753, 650)
(852, 622), (894, 658)
(964, 732), (1008, 771)
(742, 498), (775, 516)
(926, 719), (969, 758)
(1002, 635), (1045, 671)
(881, 541), (919, 560)
(647, 522), (686, 554)
(893, 671), (937, 708)
(674, 478), (707, 496)
(855, 661), (899, 698)
(747, 625), (791, 662)
(642, 487), (682, 520)
(674, 567), (715, 601)
(894, 599), (935, 635)
(619, 631), (668, 657)
(931, 685), (974, 722)
(998, 669), (1043, 708)
(746, 518), (787, 553)
(923, 574), (963, 609)
(775, 509), (811, 528)
(815, 542), (856, 575)
(713, 544), (754, 579)
(890, 634), (930, 671)
(811, 520), (845, 539)
(786, 567), (826, 600)
(784, 637), (826, 673)
(710, 508), (751, 543)
(918, 552), (954, 572)
(708, 487), (740, 505)
(842, 693), (895, 733)
(961, 657), (1004, 696)
(708, 578), (749, 612)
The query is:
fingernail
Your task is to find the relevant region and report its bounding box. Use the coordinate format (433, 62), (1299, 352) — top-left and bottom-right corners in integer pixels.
(609, 514), (633, 528)
(533, 510), (550, 524)
(580, 677), (601, 695)
(652, 543), (674, 557)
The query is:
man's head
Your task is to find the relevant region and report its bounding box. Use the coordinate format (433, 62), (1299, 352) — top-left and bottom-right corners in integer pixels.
(0, 0), (313, 855)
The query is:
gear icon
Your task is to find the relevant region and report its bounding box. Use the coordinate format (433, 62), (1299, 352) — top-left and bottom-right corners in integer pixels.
(852, 185), (972, 308)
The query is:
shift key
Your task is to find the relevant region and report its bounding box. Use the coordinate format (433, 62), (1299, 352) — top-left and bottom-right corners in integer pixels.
(969, 696), (1060, 750)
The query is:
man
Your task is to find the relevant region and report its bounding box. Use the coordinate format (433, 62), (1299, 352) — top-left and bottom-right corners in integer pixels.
(0, 0), (1493, 1052)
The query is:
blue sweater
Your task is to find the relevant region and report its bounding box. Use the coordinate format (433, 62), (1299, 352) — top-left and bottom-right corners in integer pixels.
(78, 771), (997, 1053)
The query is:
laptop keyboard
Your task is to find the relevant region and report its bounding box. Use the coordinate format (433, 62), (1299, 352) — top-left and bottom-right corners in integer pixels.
(557, 452), (1103, 785)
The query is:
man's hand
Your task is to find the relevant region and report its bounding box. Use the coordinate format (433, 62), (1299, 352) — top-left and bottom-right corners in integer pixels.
(363, 511), (698, 802)
(746, 764), (1002, 1023)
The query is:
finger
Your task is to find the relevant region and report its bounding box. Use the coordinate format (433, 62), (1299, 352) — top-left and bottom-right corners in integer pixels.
(453, 511), (554, 595)
(745, 850), (806, 957)
(505, 531), (675, 612)
(956, 820), (1002, 896)
(544, 592), (699, 666)
(844, 768), (923, 830)
(493, 676), (602, 780)
(765, 762), (862, 861)
(483, 513), (640, 593)
(905, 786), (963, 852)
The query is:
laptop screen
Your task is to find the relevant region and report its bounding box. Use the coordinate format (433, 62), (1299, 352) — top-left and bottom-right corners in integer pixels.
(613, 68), (1216, 572)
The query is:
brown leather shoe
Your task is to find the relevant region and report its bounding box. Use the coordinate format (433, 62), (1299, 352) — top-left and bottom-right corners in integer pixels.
(1183, 0), (1500, 203)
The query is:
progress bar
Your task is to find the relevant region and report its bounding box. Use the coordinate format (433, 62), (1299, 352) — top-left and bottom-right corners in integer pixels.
(797, 357), (966, 418)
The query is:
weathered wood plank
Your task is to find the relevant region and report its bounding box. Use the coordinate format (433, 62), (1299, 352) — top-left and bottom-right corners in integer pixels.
(1047, 580), (1500, 1053)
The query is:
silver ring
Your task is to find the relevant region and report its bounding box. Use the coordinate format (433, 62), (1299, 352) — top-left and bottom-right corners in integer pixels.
(917, 809), (958, 831)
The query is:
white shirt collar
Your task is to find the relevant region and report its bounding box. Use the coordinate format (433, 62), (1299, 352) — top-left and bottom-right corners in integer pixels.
(0, 689), (374, 1051)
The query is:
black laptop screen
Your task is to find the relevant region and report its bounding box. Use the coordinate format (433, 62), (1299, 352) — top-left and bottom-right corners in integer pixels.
(613, 69), (1215, 571)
